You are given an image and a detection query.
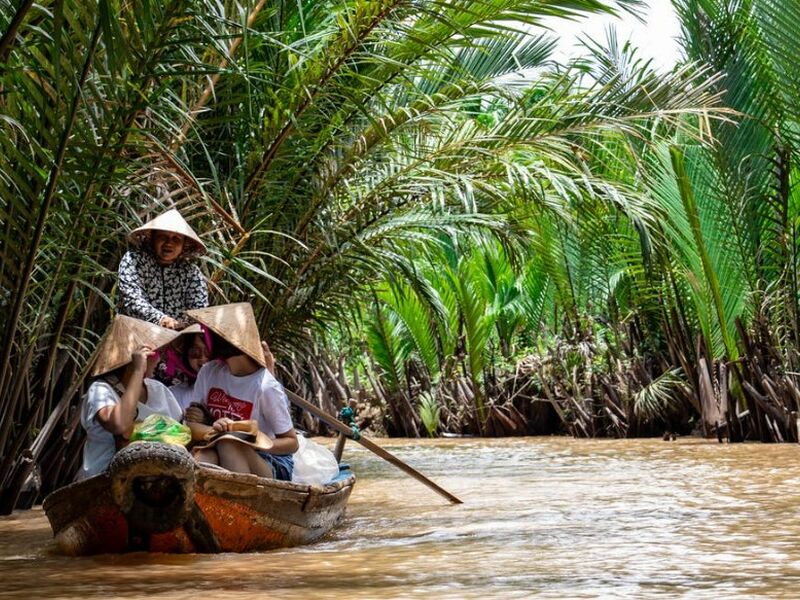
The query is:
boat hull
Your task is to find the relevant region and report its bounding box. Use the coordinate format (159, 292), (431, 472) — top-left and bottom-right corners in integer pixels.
(43, 442), (355, 555)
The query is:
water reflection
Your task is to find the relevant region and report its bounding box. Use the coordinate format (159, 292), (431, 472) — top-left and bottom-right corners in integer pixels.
(2, 438), (800, 598)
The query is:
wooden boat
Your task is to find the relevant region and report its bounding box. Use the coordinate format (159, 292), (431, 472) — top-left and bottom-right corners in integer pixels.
(42, 441), (355, 555)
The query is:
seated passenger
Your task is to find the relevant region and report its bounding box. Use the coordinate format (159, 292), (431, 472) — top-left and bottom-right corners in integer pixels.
(183, 303), (298, 480)
(168, 324), (211, 410)
(117, 208), (208, 330)
(77, 316), (183, 481)
(169, 327), (272, 411)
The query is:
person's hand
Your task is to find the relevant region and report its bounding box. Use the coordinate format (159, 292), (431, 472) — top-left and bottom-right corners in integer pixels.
(146, 349), (160, 369)
(261, 340), (275, 375)
(174, 319), (189, 331)
(213, 417), (235, 432)
(159, 315), (180, 329)
(131, 346), (153, 372)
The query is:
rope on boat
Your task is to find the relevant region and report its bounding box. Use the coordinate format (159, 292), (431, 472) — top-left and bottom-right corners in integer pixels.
(338, 406), (360, 440)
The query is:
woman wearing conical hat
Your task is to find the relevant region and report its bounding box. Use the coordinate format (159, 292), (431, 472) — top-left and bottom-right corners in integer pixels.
(117, 208), (208, 330)
(183, 303), (298, 480)
(77, 316), (184, 481)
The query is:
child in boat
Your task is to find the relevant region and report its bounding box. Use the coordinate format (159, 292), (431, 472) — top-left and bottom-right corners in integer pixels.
(117, 208), (208, 330)
(168, 325), (211, 410)
(183, 303), (298, 480)
(77, 315), (184, 481)
(169, 326), (273, 410)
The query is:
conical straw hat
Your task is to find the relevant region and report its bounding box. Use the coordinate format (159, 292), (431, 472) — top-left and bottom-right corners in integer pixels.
(185, 303), (266, 368)
(180, 323), (203, 335)
(91, 315), (182, 377)
(192, 420), (273, 452)
(128, 208), (207, 256)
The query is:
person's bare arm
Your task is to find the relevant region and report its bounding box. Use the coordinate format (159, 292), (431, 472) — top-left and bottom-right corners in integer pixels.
(269, 428), (299, 455)
(184, 404), (214, 441)
(95, 348), (152, 438)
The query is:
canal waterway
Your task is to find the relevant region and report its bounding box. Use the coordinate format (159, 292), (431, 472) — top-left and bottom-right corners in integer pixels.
(1, 437), (799, 598)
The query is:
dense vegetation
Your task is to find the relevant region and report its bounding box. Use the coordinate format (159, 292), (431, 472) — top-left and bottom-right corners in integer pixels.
(0, 0), (798, 510)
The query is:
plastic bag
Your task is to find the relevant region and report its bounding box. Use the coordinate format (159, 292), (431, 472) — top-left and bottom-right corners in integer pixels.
(291, 436), (339, 485)
(130, 413), (192, 447)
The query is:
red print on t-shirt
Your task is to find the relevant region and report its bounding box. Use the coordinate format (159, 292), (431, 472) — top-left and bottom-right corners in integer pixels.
(206, 387), (253, 421)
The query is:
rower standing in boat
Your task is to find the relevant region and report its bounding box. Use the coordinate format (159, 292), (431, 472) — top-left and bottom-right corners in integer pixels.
(77, 316), (184, 481)
(183, 303), (299, 480)
(117, 208), (208, 331)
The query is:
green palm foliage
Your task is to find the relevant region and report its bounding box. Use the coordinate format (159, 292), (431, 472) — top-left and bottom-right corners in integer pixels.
(0, 0), (740, 508)
(668, 0), (800, 355)
(354, 0), (800, 440)
(362, 241), (502, 427)
(7, 0), (708, 504)
(418, 390), (441, 437)
(632, 367), (686, 422)
(0, 0), (239, 505)
(364, 300), (408, 394)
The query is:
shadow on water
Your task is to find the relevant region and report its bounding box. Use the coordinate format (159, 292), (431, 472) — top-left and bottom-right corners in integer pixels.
(3, 437), (800, 599)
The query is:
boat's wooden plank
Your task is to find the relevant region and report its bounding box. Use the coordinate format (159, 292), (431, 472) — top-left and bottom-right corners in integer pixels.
(43, 474), (113, 533)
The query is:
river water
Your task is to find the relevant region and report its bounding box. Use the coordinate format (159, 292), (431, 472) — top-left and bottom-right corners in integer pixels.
(1, 437), (799, 598)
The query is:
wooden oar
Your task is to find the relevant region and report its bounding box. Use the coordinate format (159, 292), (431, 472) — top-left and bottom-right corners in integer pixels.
(284, 389), (463, 505)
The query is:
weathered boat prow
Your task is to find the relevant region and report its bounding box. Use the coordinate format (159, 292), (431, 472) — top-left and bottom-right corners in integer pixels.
(43, 441), (355, 555)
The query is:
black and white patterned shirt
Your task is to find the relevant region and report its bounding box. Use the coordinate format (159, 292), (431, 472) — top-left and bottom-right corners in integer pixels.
(117, 249), (208, 323)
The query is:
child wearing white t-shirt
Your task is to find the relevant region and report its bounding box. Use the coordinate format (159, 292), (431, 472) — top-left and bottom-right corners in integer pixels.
(184, 303), (298, 480)
(78, 316), (183, 480)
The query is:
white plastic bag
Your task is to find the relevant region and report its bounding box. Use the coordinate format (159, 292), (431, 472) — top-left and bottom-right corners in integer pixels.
(292, 436), (339, 485)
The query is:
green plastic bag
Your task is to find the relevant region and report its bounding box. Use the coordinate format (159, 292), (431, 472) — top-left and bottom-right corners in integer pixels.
(130, 413), (191, 447)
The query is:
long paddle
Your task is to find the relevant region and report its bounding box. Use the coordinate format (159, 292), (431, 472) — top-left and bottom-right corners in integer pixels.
(284, 389), (463, 505)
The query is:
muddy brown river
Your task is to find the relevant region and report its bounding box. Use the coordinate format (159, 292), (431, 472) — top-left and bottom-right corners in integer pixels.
(1, 437), (799, 598)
